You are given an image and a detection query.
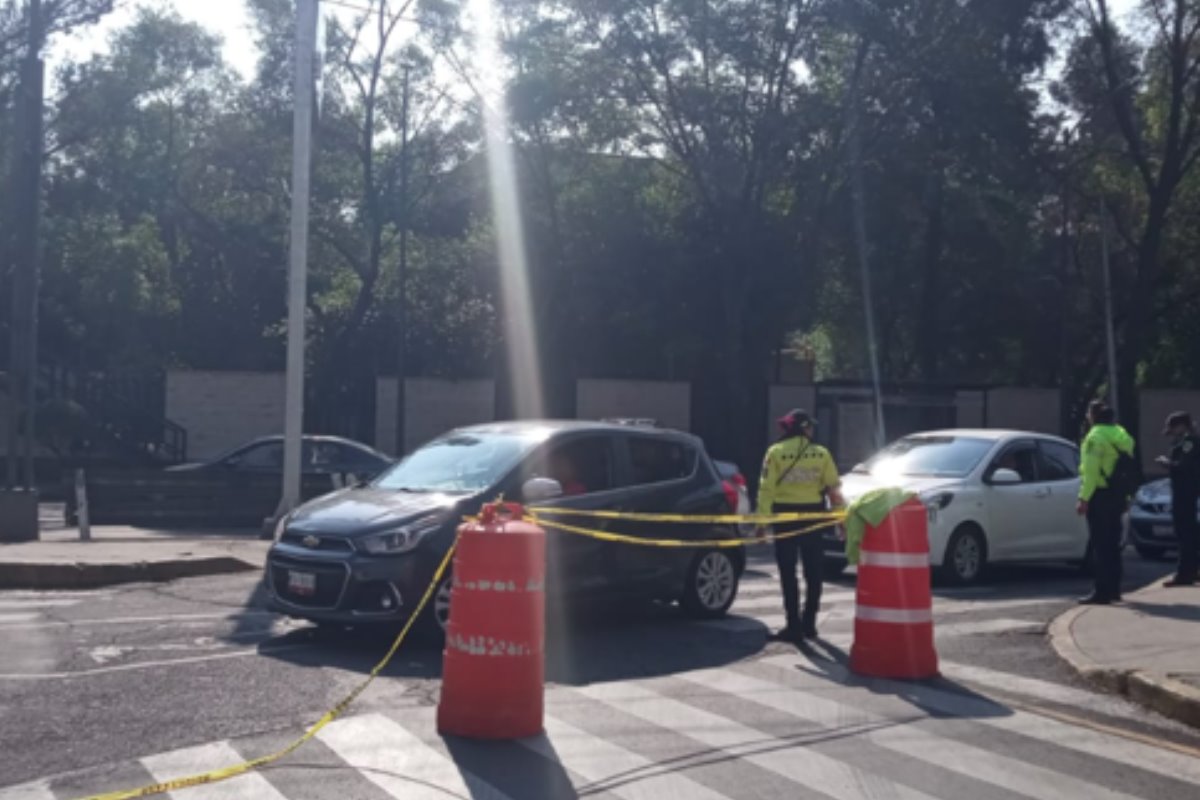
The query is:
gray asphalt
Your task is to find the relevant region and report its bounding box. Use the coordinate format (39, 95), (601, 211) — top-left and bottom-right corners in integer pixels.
(1, 549), (1198, 799)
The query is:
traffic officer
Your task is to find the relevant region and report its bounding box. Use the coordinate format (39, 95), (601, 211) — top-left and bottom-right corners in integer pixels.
(1077, 400), (1136, 605)
(1157, 411), (1199, 587)
(756, 409), (844, 643)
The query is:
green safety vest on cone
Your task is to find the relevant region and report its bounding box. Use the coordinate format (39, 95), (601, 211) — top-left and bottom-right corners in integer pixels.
(843, 488), (916, 565)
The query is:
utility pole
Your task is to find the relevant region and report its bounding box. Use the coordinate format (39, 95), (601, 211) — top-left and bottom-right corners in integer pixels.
(1099, 199), (1119, 419)
(393, 62), (412, 457)
(847, 45), (886, 450)
(277, 0), (320, 520)
(5, 0), (44, 492)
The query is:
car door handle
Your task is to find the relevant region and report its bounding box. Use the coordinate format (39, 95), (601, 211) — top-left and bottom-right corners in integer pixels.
(1034, 487), (1051, 498)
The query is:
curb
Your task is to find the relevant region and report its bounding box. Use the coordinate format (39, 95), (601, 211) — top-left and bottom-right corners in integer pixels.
(0, 556), (259, 590)
(1048, 596), (1200, 729)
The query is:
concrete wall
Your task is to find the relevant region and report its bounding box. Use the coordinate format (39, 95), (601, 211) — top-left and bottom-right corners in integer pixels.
(166, 370), (285, 460)
(1139, 389), (1200, 475)
(956, 390), (987, 429)
(767, 385), (818, 447)
(376, 378), (496, 455)
(980, 387), (1061, 435)
(576, 379), (691, 430)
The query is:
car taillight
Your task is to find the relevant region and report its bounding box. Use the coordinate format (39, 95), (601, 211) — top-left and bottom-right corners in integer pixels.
(731, 472), (746, 488)
(722, 480), (739, 511)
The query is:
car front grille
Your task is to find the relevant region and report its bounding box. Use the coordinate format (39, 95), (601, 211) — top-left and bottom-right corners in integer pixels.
(1137, 502), (1171, 515)
(270, 555), (348, 609)
(280, 532), (354, 552)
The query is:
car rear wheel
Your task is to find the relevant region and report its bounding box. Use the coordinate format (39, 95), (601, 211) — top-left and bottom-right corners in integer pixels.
(938, 525), (987, 586)
(682, 549), (739, 618)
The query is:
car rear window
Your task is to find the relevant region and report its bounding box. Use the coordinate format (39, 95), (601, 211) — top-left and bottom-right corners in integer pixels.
(629, 438), (697, 484)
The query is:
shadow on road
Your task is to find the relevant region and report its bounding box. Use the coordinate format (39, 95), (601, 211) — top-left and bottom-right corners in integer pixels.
(256, 598), (766, 686)
(446, 733), (579, 799)
(793, 637), (1013, 721)
(1124, 599), (1200, 623)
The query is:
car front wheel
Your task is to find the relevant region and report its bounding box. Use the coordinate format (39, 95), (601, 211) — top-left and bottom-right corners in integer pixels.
(419, 573), (454, 638)
(938, 525), (987, 586)
(681, 549), (739, 618)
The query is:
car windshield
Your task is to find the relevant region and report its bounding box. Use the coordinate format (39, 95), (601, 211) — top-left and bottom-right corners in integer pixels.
(853, 436), (993, 479)
(372, 432), (533, 493)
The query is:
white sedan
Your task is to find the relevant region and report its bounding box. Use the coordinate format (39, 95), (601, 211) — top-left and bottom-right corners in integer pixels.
(831, 429), (1090, 585)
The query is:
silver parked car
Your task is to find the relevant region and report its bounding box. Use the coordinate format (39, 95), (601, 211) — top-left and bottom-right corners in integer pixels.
(1128, 478), (1200, 560)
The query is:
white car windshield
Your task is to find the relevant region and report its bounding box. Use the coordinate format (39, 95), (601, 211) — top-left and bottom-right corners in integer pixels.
(373, 433), (533, 493)
(854, 436), (993, 479)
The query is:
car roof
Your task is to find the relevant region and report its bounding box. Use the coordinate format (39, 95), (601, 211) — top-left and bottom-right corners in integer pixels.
(907, 429), (1076, 446)
(244, 434), (385, 452)
(453, 419), (702, 443)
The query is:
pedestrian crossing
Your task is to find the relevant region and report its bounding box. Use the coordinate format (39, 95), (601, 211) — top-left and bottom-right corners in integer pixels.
(5, 570), (1197, 800)
(4, 643), (1196, 800)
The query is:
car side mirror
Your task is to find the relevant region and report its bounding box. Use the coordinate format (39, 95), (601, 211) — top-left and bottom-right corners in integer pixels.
(522, 477), (563, 503)
(990, 468), (1022, 486)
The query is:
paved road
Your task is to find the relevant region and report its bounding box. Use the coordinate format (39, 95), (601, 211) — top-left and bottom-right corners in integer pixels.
(1, 550), (1198, 799)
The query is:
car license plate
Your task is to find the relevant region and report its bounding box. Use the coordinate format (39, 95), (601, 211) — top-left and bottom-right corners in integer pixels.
(288, 571), (317, 596)
(1153, 525), (1174, 537)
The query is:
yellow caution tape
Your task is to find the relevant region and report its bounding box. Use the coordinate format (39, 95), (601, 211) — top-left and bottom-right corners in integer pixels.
(532, 515), (838, 548)
(83, 504), (844, 800)
(81, 537), (460, 800)
(529, 507), (846, 526)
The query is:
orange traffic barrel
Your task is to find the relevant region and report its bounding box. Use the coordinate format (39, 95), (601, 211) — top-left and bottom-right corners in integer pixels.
(849, 498), (939, 679)
(437, 502), (546, 739)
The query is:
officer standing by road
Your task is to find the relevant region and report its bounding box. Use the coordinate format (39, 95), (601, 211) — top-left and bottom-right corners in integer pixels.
(1157, 412), (1199, 587)
(1077, 400), (1136, 606)
(757, 409), (844, 643)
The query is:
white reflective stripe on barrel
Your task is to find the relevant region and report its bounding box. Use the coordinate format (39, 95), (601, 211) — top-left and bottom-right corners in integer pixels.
(855, 605), (934, 624)
(858, 550), (930, 568)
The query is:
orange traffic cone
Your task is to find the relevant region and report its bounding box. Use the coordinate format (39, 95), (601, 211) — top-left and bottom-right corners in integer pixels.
(437, 503), (546, 739)
(850, 498), (939, 679)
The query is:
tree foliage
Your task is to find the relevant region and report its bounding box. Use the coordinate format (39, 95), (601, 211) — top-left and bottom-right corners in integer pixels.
(6, 0), (1200, 458)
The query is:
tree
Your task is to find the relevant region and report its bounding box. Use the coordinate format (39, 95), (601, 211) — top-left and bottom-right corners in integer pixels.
(1067, 0), (1200, 436)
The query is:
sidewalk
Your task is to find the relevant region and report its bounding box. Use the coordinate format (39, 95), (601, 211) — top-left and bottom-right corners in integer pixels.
(0, 512), (268, 589)
(1050, 577), (1200, 728)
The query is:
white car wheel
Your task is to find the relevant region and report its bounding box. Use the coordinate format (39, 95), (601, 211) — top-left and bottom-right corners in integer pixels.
(682, 550), (739, 618)
(940, 526), (987, 585)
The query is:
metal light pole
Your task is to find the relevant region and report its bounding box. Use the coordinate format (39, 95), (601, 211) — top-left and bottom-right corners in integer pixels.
(277, 0), (320, 519)
(393, 62), (412, 457)
(1099, 199), (1119, 419)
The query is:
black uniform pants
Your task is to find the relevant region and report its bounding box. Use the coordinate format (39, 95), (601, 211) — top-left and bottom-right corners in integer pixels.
(773, 502), (827, 630)
(1172, 491), (1198, 583)
(1087, 489), (1125, 600)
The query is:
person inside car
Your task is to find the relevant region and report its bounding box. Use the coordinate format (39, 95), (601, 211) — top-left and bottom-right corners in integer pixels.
(550, 451), (588, 496)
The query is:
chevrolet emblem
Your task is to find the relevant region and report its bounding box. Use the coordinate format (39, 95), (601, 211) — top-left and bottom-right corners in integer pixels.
(302, 535), (321, 549)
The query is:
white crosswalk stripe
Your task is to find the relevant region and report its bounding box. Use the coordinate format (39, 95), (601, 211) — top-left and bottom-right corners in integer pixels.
(0, 782), (54, 800)
(141, 741), (289, 800)
(318, 712), (512, 800)
(3, 653), (1197, 800)
(754, 655), (1200, 785)
(3, 573), (1197, 800)
(578, 681), (941, 800)
(526, 715), (731, 800)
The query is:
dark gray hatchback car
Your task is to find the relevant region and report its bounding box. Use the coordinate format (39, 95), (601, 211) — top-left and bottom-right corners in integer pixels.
(266, 421), (747, 631)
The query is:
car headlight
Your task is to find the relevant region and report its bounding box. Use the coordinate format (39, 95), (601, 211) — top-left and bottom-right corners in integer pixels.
(922, 492), (954, 525)
(273, 512), (293, 541)
(1134, 487), (1157, 505)
(358, 515), (444, 555)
